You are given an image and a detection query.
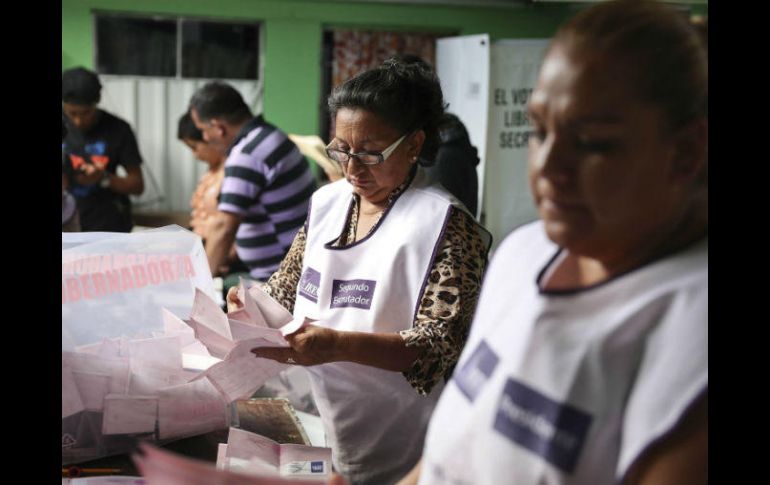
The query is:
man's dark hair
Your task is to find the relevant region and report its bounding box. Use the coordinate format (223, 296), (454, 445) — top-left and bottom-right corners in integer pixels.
(177, 111), (203, 141)
(62, 67), (102, 105)
(328, 56), (446, 162)
(189, 82), (252, 124)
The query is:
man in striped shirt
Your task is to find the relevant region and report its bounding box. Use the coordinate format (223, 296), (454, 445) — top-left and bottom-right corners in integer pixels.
(190, 82), (315, 281)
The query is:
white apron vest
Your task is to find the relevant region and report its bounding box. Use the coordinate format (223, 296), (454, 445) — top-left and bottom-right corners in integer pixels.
(293, 169), (460, 484)
(420, 221), (708, 485)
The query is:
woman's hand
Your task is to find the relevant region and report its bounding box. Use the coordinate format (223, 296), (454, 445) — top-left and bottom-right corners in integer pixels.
(226, 286), (242, 312)
(251, 325), (342, 366)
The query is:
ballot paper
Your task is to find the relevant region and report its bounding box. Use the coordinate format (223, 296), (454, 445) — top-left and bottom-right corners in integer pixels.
(127, 365), (187, 396)
(190, 288), (232, 340)
(228, 279), (296, 331)
(76, 337), (122, 359)
(186, 286), (308, 359)
(133, 443), (323, 485)
(203, 338), (289, 403)
(221, 427), (332, 479)
(72, 370), (111, 411)
(162, 308), (197, 347)
(217, 443), (229, 470)
(102, 395), (157, 435)
(245, 283), (295, 330)
(62, 365), (86, 418)
(129, 335), (183, 371)
(228, 279), (268, 327)
(157, 377), (228, 439)
(192, 323), (237, 359)
(64, 352), (130, 411)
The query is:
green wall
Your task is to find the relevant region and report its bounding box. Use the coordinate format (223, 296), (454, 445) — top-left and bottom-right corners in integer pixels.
(62, 0), (706, 136)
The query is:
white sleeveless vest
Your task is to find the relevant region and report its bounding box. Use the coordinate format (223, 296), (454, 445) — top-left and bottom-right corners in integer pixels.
(420, 221), (708, 485)
(294, 169), (461, 484)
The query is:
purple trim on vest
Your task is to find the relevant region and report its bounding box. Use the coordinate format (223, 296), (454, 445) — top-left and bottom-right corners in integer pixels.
(535, 248), (625, 296)
(303, 197), (313, 233)
(411, 205), (454, 326)
(536, 235), (707, 297)
(616, 385), (707, 485)
(324, 196), (356, 249)
(322, 169), (417, 251)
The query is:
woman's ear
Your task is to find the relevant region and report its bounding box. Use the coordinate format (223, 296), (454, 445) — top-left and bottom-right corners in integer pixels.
(409, 130), (426, 161)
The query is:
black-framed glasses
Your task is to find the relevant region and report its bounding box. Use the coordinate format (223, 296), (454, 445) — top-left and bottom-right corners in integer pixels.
(325, 134), (407, 166)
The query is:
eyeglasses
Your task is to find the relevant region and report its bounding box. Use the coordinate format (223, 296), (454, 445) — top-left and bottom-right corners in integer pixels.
(325, 134), (407, 166)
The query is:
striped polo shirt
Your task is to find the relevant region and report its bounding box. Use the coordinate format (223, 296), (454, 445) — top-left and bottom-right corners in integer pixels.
(218, 116), (315, 280)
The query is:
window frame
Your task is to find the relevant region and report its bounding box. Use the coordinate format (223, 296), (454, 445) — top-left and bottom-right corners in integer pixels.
(92, 10), (263, 80)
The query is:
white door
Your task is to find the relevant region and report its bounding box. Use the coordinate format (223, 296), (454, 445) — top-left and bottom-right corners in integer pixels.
(436, 34), (490, 221)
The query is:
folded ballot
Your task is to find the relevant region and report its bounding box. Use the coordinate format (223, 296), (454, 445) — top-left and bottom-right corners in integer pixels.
(217, 427), (331, 479)
(185, 284), (307, 360)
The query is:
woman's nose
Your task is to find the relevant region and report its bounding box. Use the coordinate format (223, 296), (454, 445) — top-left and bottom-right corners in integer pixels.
(346, 156), (366, 174)
(533, 134), (571, 187)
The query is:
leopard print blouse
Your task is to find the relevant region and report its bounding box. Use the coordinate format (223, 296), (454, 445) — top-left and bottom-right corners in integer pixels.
(263, 181), (488, 395)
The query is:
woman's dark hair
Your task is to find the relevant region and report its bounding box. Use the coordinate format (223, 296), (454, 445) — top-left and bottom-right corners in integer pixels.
(177, 111), (203, 141)
(328, 57), (446, 163)
(553, 0), (707, 131)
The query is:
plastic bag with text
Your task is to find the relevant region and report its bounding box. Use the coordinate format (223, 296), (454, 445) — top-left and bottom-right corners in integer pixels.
(62, 225), (223, 465)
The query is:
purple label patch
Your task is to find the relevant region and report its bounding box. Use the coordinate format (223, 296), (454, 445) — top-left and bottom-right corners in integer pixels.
(452, 340), (499, 402)
(298, 267), (321, 303)
(330, 279), (376, 310)
(311, 461), (324, 473)
(493, 378), (592, 474)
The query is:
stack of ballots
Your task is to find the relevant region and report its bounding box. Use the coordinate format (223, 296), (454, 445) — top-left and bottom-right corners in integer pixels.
(62, 226), (307, 465)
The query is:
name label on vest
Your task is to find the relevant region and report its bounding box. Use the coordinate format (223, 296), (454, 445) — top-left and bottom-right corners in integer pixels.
(330, 279), (376, 310)
(280, 460), (327, 475)
(493, 378), (592, 473)
(453, 340), (499, 402)
(298, 266), (321, 303)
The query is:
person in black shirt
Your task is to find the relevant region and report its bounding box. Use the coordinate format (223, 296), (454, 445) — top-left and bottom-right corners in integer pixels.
(62, 67), (145, 232)
(426, 112), (480, 217)
(61, 117), (80, 232)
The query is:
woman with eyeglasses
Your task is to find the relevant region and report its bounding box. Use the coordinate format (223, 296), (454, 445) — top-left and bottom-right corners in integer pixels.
(228, 58), (491, 484)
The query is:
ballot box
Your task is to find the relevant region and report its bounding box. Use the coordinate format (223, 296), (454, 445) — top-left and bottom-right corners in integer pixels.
(62, 226), (222, 464)
(62, 227), (320, 466)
